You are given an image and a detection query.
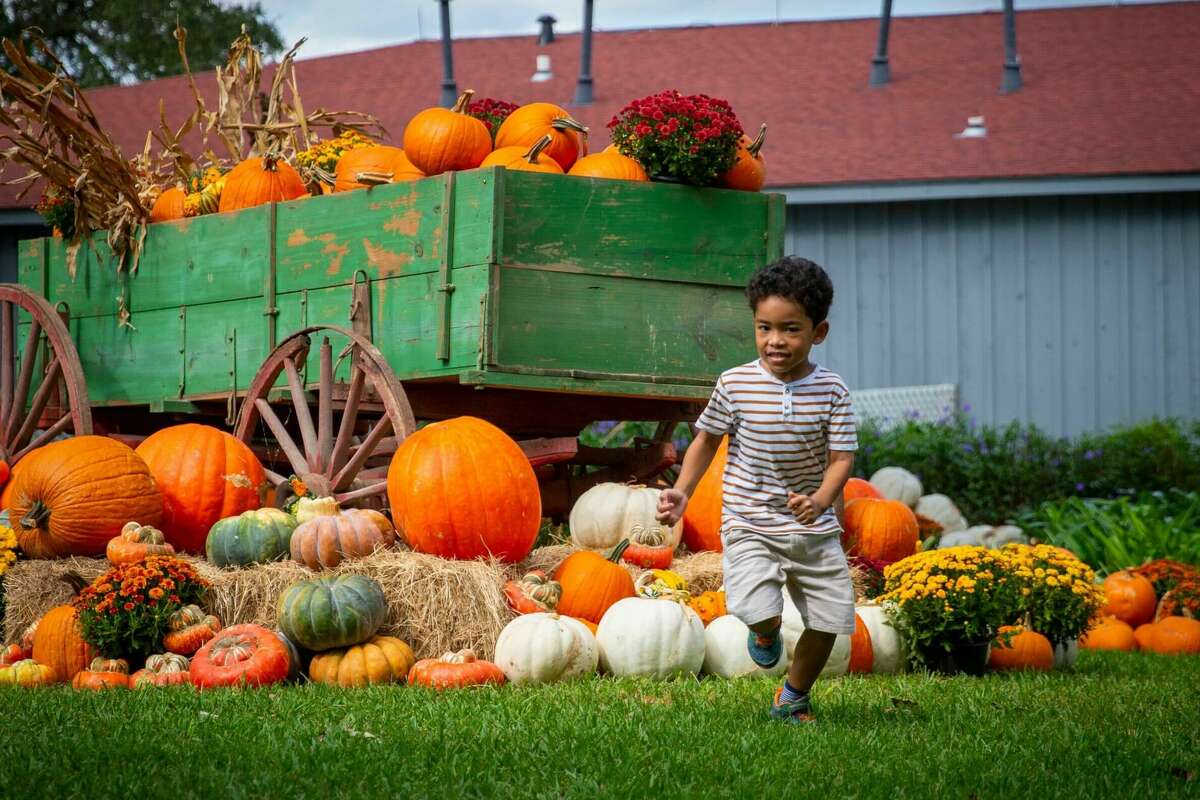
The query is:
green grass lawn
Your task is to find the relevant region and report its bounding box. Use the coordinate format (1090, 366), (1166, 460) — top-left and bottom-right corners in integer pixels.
(3, 651), (1198, 799)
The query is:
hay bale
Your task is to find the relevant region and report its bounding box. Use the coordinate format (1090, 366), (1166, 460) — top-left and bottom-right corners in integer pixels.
(672, 550), (724, 593)
(3, 556), (109, 643)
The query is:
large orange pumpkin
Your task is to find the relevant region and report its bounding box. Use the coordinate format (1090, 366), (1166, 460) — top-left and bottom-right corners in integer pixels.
(681, 437), (727, 553)
(553, 540), (637, 624)
(10, 435), (163, 558)
(567, 149), (649, 182)
(842, 498), (919, 563)
(847, 612), (874, 674)
(1145, 616), (1200, 655)
(1079, 616), (1137, 652)
(135, 424), (266, 553)
(1, 445), (45, 511)
(402, 90), (493, 176)
(217, 157), (307, 212)
(843, 477), (883, 503)
(719, 123), (766, 192)
(1101, 571), (1157, 627)
(988, 625), (1054, 671)
(150, 187), (186, 222)
(480, 135), (564, 174)
(333, 146), (424, 192)
(386, 416), (540, 562)
(31, 605), (93, 683)
(495, 102), (588, 171)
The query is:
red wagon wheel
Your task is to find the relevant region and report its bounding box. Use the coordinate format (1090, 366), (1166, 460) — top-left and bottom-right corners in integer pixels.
(0, 284), (92, 466)
(235, 325), (415, 507)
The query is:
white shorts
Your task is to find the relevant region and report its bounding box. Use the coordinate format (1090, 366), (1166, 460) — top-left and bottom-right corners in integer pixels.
(722, 528), (856, 635)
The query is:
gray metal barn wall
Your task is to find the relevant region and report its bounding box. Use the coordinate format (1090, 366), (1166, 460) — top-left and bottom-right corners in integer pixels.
(790, 192), (1200, 436)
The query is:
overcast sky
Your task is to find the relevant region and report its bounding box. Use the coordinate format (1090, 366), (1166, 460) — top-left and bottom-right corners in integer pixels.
(256, 1), (1186, 60)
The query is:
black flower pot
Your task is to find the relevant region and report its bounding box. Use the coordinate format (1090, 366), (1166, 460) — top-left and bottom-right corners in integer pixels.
(923, 640), (991, 676)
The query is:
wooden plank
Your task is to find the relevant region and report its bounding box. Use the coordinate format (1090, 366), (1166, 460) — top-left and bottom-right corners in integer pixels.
(183, 298), (271, 398)
(458, 369), (714, 402)
(43, 234), (124, 318)
(73, 309), (180, 404)
(498, 170), (775, 285)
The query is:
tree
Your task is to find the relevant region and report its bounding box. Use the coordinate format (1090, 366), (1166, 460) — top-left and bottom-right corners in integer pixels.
(1, 0), (285, 87)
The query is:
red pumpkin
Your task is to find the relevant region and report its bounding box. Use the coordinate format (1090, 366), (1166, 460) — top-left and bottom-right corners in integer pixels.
(988, 625), (1054, 671)
(402, 90), (493, 175)
(218, 157), (307, 212)
(495, 102), (588, 171)
(407, 649), (505, 689)
(681, 437), (727, 553)
(504, 570), (562, 615)
(719, 123), (766, 192)
(843, 477), (883, 503)
(150, 186), (187, 222)
(554, 540), (637, 624)
(1101, 571), (1157, 627)
(387, 416), (540, 563)
(135, 424), (266, 553)
(163, 605), (222, 656)
(189, 624), (291, 689)
(842, 498), (919, 563)
(847, 612), (874, 674)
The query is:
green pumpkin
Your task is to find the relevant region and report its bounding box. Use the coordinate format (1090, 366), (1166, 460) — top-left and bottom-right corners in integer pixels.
(276, 574), (386, 651)
(206, 508), (298, 567)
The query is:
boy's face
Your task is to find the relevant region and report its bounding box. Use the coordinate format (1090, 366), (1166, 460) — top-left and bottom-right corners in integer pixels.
(753, 295), (829, 382)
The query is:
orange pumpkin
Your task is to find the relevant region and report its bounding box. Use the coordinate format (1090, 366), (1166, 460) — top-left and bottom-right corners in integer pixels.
(843, 477), (883, 503)
(150, 186), (187, 222)
(719, 123), (767, 192)
(988, 625), (1053, 671)
(504, 570), (562, 615)
(333, 145), (424, 192)
(106, 521), (175, 565)
(31, 605), (93, 683)
(0, 458), (9, 488)
(847, 612), (875, 674)
(217, 157), (307, 212)
(688, 591), (726, 626)
(480, 134), (564, 174)
(402, 90), (493, 176)
(1145, 616), (1200, 655)
(1133, 622), (1157, 650)
(407, 648), (505, 689)
(135, 424), (266, 553)
(1, 446), (43, 511)
(495, 102), (588, 171)
(131, 652), (192, 688)
(553, 540), (637, 624)
(387, 416), (541, 563)
(10, 436), (163, 558)
(72, 657), (131, 690)
(567, 148), (649, 182)
(163, 605), (222, 656)
(1101, 571), (1157, 627)
(842, 498), (919, 563)
(681, 437), (727, 553)
(1079, 616), (1137, 652)
(0, 643), (28, 666)
(620, 524), (674, 570)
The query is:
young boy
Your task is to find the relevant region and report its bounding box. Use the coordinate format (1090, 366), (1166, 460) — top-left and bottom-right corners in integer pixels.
(657, 256), (856, 724)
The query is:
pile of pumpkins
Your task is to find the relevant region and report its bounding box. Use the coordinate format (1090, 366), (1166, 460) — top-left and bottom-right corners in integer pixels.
(149, 90), (768, 224)
(1079, 568), (1200, 656)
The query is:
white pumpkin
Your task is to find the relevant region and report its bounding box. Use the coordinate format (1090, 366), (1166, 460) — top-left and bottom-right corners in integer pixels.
(596, 597), (705, 678)
(983, 525), (1027, 548)
(295, 495), (340, 524)
(569, 483), (683, 551)
(702, 615), (788, 679)
(781, 590), (850, 678)
(939, 527), (987, 548)
(869, 467), (923, 508)
(940, 524), (1027, 549)
(914, 494), (967, 533)
(855, 603), (905, 674)
(493, 613), (598, 684)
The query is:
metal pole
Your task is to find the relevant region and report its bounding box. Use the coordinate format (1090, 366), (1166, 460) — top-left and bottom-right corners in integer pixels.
(870, 0), (893, 87)
(573, 0), (594, 105)
(438, 0), (457, 107)
(1001, 0), (1022, 93)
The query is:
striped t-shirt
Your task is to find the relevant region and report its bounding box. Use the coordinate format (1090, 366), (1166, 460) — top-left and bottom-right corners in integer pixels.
(695, 360), (857, 536)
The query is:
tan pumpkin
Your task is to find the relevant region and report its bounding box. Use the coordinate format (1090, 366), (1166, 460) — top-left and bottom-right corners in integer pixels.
(218, 157), (308, 212)
(402, 90), (493, 175)
(106, 521), (175, 565)
(289, 508), (396, 570)
(309, 635), (417, 688)
(9, 435), (163, 558)
(333, 145), (424, 192)
(31, 604), (93, 683)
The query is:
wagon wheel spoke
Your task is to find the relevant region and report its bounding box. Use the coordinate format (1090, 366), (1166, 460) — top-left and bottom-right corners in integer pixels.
(0, 287), (92, 466)
(333, 479), (390, 505)
(331, 416), (391, 493)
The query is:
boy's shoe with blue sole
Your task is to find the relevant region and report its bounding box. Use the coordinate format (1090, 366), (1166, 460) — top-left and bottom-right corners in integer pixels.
(770, 687), (815, 724)
(747, 626), (782, 669)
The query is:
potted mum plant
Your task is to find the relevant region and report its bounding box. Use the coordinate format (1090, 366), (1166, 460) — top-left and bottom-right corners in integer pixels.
(999, 543), (1106, 668)
(880, 546), (1021, 674)
(607, 90), (743, 186)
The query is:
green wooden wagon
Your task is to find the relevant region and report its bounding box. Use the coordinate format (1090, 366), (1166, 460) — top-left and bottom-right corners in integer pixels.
(2, 168), (783, 515)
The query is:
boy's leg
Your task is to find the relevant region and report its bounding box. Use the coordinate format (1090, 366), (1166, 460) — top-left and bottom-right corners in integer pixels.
(722, 530), (786, 668)
(788, 628), (837, 691)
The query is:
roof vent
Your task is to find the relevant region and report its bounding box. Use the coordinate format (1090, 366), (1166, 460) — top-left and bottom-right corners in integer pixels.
(955, 116), (987, 139)
(531, 54), (553, 83)
(537, 14), (556, 45)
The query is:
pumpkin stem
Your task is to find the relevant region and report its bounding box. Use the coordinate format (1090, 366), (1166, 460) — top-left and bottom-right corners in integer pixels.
(452, 90), (476, 114)
(20, 500), (50, 531)
(747, 123), (767, 158)
(354, 170), (395, 186)
(523, 134), (554, 164)
(551, 115), (590, 136)
(607, 538), (631, 563)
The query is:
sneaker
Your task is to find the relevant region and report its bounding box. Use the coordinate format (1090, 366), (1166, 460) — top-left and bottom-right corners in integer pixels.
(747, 627), (782, 669)
(769, 687), (815, 724)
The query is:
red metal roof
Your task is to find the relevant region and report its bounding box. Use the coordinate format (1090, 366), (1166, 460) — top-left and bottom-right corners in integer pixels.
(3, 3), (1199, 209)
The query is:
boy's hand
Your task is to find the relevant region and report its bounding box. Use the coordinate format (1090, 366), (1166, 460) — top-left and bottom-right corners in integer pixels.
(787, 492), (827, 525)
(656, 488), (688, 526)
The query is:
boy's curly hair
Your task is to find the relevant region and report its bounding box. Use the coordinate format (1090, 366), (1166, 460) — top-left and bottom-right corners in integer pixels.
(746, 256), (834, 324)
